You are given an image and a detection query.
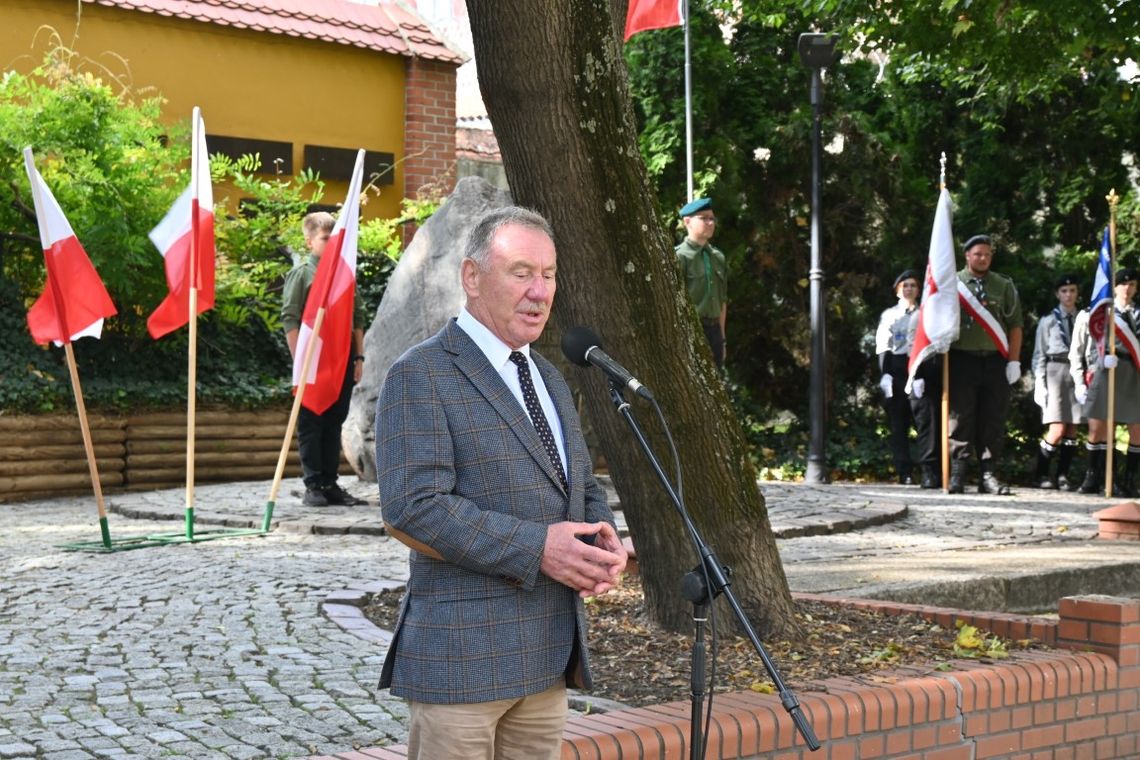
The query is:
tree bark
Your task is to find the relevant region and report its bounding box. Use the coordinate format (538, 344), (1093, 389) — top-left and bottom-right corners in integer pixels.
(467, 0), (798, 637)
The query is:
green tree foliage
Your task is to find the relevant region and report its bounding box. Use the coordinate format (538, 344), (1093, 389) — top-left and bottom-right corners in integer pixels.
(0, 49), (419, 413)
(626, 1), (1140, 479)
(0, 49), (185, 309)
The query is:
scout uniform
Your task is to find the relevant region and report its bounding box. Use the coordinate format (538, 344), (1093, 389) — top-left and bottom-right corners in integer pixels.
(1030, 273), (1082, 488)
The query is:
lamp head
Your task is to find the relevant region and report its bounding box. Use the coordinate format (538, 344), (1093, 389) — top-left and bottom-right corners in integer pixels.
(798, 33), (838, 69)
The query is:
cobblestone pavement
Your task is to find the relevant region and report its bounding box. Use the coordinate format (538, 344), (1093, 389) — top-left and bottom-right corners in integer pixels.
(0, 477), (1133, 758)
(2, 489), (408, 760)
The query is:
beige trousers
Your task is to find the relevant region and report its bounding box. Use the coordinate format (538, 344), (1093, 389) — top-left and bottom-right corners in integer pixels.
(406, 681), (567, 760)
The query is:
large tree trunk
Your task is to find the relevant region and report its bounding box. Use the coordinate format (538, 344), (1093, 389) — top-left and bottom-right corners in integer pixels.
(467, 0), (798, 637)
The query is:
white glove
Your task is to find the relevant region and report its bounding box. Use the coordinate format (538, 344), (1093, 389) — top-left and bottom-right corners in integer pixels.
(1005, 361), (1021, 385)
(1033, 381), (1047, 409)
(912, 378), (926, 399)
(879, 374), (893, 399)
(1105, 354), (1119, 369)
(1075, 384), (1088, 405)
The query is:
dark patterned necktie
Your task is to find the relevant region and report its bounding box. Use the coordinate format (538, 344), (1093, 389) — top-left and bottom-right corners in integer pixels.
(509, 351), (568, 491)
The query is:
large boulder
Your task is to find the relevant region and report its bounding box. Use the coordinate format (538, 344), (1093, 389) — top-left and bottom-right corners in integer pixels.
(342, 177), (512, 481)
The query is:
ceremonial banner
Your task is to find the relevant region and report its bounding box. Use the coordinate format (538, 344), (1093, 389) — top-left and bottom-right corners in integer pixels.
(148, 108), (215, 339)
(23, 148), (116, 345)
(624, 0), (684, 40)
(293, 150), (364, 415)
(906, 187), (959, 390)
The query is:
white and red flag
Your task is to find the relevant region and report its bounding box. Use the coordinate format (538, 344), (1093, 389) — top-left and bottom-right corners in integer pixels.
(22, 147), (117, 345)
(293, 149), (365, 415)
(147, 107), (215, 339)
(624, 0), (684, 41)
(906, 187), (960, 391)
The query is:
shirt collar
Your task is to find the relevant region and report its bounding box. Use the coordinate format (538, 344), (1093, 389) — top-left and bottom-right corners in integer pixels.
(456, 307), (530, 371)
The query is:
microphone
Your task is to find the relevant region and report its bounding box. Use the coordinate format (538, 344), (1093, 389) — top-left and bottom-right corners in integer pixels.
(561, 326), (653, 400)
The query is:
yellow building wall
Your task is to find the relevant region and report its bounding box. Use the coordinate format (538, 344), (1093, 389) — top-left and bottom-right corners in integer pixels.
(2, 0), (407, 219)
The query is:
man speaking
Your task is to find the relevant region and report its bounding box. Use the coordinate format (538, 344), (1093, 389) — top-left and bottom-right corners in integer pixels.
(375, 206), (627, 759)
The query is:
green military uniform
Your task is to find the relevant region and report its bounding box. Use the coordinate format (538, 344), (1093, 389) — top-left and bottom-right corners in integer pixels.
(948, 266), (1022, 478)
(676, 237), (727, 366)
(281, 257), (368, 334)
(953, 269), (1022, 352)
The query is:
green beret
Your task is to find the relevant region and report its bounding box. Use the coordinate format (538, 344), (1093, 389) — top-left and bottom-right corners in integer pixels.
(679, 198), (713, 217)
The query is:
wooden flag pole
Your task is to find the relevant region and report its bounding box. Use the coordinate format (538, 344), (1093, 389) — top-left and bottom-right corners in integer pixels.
(942, 357), (950, 492)
(1105, 188), (1121, 498)
(264, 307), (327, 530)
(183, 107), (203, 540)
(185, 286), (198, 539)
(64, 343), (112, 547)
(939, 153), (952, 494)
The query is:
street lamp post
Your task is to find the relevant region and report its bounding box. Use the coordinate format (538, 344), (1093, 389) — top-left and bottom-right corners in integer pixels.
(798, 33), (837, 484)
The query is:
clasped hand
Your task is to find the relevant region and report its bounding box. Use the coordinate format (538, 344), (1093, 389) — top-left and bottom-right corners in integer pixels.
(542, 521), (628, 598)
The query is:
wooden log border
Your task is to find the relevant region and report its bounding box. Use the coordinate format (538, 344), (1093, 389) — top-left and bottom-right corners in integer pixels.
(0, 408), (345, 501)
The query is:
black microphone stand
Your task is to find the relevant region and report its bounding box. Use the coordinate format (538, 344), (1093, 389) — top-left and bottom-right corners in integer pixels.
(607, 383), (820, 758)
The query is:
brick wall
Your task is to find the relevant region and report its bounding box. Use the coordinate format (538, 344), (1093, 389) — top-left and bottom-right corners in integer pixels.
(310, 594), (1140, 759)
(403, 57), (458, 201)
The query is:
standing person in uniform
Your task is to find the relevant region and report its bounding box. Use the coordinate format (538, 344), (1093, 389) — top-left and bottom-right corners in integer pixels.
(1070, 267), (1140, 496)
(875, 269), (920, 484)
(375, 206), (627, 759)
(675, 197), (727, 369)
(947, 235), (1023, 495)
(1031, 274), (1082, 489)
(281, 211), (367, 507)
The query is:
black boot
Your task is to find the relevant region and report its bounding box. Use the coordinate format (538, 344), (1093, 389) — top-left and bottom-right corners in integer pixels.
(1078, 446), (1105, 494)
(1123, 447), (1140, 499)
(920, 464), (940, 489)
(1035, 441), (1057, 489)
(948, 460), (966, 494)
(979, 461), (1012, 495)
(1056, 439), (1078, 491)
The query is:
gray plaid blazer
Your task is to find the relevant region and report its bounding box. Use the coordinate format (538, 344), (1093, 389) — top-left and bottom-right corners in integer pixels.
(376, 319), (615, 704)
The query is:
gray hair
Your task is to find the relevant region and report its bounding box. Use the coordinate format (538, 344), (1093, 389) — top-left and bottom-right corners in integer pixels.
(463, 206), (553, 270)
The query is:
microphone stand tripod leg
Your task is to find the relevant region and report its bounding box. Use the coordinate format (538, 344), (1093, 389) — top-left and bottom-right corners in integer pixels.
(690, 600), (708, 760)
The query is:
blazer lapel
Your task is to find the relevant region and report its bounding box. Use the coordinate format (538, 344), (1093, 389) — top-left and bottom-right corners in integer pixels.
(442, 321), (568, 495)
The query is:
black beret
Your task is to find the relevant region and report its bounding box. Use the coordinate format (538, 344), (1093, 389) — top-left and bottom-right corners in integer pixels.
(962, 234), (992, 252)
(893, 269), (920, 290)
(1117, 267), (1138, 284)
(1053, 273), (1080, 290)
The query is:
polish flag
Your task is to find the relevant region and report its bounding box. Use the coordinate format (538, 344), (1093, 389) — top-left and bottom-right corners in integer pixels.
(23, 147), (117, 345)
(147, 107), (215, 339)
(624, 0), (685, 41)
(906, 187), (959, 391)
(294, 149), (365, 415)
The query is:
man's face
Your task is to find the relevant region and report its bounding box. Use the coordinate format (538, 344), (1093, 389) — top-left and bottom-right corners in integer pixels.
(682, 211), (716, 246)
(897, 278), (919, 303)
(306, 229), (331, 258)
(1057, 284), (1078, 310)
(463, 223), (557, 349)
(964, 242), (993, 276)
